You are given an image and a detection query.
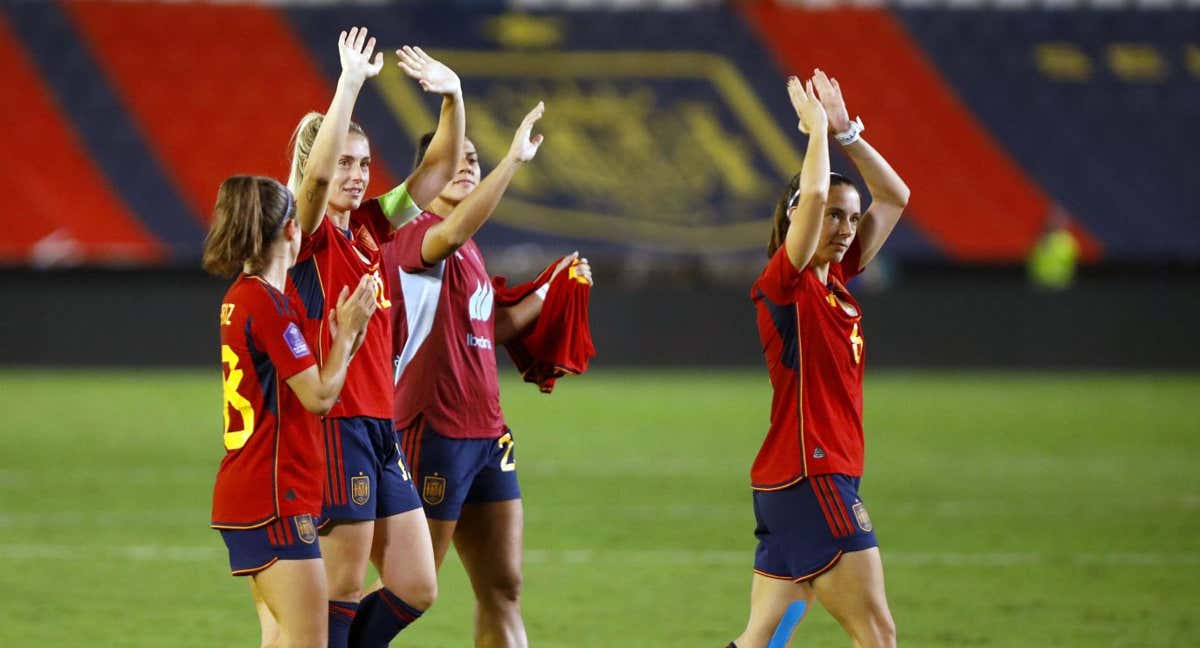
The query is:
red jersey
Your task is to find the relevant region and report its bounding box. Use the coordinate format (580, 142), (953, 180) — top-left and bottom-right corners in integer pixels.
(750, 241), (866, 490)
(211, 274), (320, 528)
(289, 199), (394, 420)
(381, 212), (506, 439)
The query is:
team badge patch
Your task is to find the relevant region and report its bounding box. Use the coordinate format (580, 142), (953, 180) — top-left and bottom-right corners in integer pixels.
(812, 447), (826, 459)
(283, 323), (311, 359)
(423, 475), (446, 506)
(852, 501), (873, 532)
(350, 475), (371, 506)
(295, 514), (317, 544)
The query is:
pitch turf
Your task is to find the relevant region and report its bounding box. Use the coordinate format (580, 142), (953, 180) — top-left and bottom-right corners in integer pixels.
(0, 369), (1197, 646)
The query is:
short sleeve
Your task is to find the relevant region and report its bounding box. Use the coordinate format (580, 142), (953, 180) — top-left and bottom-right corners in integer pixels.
(251, 297), (317, 381)
(387, 212), (441, 274)
(754, 246), (807, 304)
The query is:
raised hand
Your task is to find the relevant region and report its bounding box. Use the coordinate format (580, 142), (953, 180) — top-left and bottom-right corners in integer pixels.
(812, 68), (851, 134)
(338, 26), (384, 85)
(787, 76), (827, 137)
(507, 101), (545, 164)
(396, 46), (461, 96)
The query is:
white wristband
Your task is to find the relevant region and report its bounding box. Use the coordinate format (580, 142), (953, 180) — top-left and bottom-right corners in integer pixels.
(534, 283), (549, 301)
(834, 116), (865, 147)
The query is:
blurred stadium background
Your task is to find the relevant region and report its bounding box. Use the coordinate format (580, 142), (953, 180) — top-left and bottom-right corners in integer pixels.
(0, 0), (1197, 646)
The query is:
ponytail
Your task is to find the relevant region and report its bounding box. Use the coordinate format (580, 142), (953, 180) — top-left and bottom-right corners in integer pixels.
(201, 176), (294, 277)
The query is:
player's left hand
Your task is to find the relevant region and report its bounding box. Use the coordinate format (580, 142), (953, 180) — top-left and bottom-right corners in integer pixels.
(396, 46), (461, 97)
(338, 26), (384, 84)
(551, 252), (593, 286)
(812, 68), (851, 135)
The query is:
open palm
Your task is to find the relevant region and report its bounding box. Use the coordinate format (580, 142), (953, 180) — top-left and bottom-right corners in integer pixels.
(396, 46), (461, 96)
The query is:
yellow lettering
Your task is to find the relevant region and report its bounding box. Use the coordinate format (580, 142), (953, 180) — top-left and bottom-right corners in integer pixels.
(849, 323), (864, 365)
(221, 345), (256, 450)
(1185, 45), (1200, 79)
(1108, 44), (1167, 81)
(1035, 43), (1093, 81)
(220, 303), (235, 326)
(498, 432), (516, 472)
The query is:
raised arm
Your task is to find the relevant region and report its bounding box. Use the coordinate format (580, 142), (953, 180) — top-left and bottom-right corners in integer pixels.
(287, 275), (377, 415)
(295, 27), (383, 235)
(395, 46), (464, 209)
(783, 77), (830, 271)
(812, 69), (910, 271)
(420, 101), (545, 265)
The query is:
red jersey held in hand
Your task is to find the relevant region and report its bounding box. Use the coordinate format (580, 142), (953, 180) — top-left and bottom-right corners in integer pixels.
(289, 200), (394, 420)
(750, 241), (867, 490)
(211, 274), (320, 528)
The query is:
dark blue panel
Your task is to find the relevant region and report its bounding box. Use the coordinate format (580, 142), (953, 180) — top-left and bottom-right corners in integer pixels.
(897, 9), (1200, 261)
(283, 6), (943, 263)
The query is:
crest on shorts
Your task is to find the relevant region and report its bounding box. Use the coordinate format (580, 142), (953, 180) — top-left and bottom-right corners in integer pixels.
(350, 475), (371, 506)
(295, 514), (317, 544)
(852, 501), (873, 532)
(423, 475), (446, 506)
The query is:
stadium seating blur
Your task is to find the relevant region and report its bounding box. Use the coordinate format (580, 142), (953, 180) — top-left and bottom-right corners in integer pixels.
(2, 0), (1196, 269)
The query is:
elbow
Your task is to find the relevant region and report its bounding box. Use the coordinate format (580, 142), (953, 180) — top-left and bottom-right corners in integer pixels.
(892, 184), (911, 209)
(303, 394), (335, 417)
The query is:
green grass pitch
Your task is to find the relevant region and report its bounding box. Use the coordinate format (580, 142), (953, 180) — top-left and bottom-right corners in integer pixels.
(0, 369), (1197, 646)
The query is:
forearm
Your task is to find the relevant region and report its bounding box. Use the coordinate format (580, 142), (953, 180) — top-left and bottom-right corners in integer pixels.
(842, 138), (909, 207)
(784, 133), (830, 267)
(298, 74), (364, 232)
(495, 293), (543, 346)
(422, 156), (520, 262)
(406, 92), (465, 207)
(316, 330), (356, 403)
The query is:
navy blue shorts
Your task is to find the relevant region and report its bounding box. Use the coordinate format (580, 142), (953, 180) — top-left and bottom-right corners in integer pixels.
(753, 474), (878, 582)
(399, 416), (521, 521)
(321, 416), (421, 524)
(218, 514), (321, 576)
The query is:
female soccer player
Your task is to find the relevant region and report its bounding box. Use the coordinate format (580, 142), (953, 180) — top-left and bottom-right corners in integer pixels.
(284, 36), (466, 648)
(202, 28), (381, 647)
(729, 70), (910, 648)
(383, 104), (591, 648)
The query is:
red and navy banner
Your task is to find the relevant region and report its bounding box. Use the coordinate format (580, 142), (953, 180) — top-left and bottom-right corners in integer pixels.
(1, 1), (1195, 267)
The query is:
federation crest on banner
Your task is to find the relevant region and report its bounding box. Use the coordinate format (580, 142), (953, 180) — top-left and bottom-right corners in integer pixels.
(351, 475), (371, 506)
(423, 475), (447, 506)
(376, 46), (801, 253)
(852, 501), (873, 533)
(295, 514), (317, 544)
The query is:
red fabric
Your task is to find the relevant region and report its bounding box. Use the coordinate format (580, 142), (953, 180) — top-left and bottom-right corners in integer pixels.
(211, 275), (321, 528)
(493, 257), (596, 394)
(293, 201), (394, 420)
(750, 247), (865, 490)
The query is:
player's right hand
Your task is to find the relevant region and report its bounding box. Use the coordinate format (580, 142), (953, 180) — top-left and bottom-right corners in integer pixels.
(332, 274), (378, 344)
(507, 101), (545, 164)
(338, 26), (384, 84)
(787, 76), (827, 136)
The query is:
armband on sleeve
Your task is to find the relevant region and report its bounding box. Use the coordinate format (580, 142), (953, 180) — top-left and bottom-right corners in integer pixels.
(378, 183), (423, 229)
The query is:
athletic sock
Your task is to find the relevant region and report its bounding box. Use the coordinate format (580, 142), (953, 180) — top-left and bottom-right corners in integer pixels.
(348, 587), (424, 647)
(328, 600), (359, 648)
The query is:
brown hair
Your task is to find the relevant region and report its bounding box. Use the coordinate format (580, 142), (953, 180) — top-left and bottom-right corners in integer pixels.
(286, 111), (368, 194)
(766, 172), (858, 258)
(201, 176), (295, 277)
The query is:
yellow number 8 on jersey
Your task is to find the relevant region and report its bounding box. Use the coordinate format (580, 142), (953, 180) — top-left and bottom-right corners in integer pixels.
(221, 345), (256, 451)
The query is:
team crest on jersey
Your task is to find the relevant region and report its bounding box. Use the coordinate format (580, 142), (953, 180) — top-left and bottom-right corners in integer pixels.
(852, 501), (873, 532)
(295, 514), (317, 544)
(423, 475), (447, 506)
(350, 475), (371, 506)
(812, 447), (826, 459)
